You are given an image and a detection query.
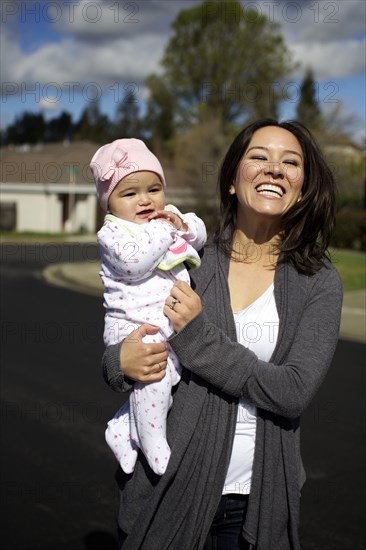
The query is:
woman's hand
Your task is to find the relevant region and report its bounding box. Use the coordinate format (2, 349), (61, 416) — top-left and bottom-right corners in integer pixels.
(120, 324), (168, 383)
(164, 280), (202, 333)
(148, 210), (187, 232)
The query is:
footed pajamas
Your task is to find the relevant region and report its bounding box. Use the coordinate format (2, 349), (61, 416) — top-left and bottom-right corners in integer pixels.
(98, 205), (206, 474)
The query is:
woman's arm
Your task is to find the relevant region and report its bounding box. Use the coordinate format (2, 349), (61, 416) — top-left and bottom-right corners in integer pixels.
(102, 324), (169, 392)
(166, 270), (343, 419)
(102, 341), (130, 393)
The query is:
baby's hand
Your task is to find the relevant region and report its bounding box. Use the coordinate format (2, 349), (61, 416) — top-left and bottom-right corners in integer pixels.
(148, 210), (187, 232)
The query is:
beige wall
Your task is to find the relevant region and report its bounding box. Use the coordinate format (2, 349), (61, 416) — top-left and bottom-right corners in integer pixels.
(2, 192), (61, 232)
(1, 191), (97, 233)
(72, 194), (97, 233)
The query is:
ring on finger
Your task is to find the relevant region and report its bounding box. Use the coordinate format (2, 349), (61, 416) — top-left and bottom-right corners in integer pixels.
(169, 298), (180, 311)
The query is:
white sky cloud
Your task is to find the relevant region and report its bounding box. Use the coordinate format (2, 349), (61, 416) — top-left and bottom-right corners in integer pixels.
(290, 38), (366, 79)
(56, 0), (195, 37)
(289, 0), (366, 43)
(267, 0), (366, 80)
(11, 34), (165, 87)
(39, 97), (60, 110)
(1, 0), (364, 88)
(0, 0), (364, 132)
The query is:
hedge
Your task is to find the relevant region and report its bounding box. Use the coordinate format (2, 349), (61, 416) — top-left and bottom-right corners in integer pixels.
(332, 210), (366, 251)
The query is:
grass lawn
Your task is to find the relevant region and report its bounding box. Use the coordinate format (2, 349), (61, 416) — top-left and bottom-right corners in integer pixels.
(0, 231), (95, 242)
(330, 248), (366, 292)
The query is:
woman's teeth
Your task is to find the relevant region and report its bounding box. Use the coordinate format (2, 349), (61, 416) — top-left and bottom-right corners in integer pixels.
(256, 184), (284, 197)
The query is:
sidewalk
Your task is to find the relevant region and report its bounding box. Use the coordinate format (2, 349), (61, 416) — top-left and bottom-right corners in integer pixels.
(339, 288), (366, 343)
(43, 261), (366, 344)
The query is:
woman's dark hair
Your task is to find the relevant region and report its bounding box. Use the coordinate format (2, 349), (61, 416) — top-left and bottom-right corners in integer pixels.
(214, 118), (336, 274)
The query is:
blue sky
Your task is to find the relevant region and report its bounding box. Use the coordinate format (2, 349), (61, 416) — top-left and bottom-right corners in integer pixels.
(1, 0), (365, 143)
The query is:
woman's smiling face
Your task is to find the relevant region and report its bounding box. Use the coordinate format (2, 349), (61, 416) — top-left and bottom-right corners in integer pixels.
(230, 126), (304, 222)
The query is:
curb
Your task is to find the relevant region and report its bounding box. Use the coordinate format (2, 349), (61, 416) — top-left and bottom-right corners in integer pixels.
(43, 261), (366, 344)
(43, 262), (102, 297)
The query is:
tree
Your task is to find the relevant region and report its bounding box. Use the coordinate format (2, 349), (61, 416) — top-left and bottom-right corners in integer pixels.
(296, 68), (323, 131)
(147, 0), (296, 129)
(74, 100), (109, 143)
(44, 111), (74, 142)
(144, 74), (175, 149)
(322, 100), (360, 137)
(112, 90), (142, 140)
(6, 112), (46, 144)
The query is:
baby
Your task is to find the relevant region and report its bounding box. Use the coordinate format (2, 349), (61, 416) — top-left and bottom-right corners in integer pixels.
(91, 139), (207, 474)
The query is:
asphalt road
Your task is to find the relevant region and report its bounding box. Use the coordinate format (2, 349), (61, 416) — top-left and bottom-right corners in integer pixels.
(1, 243), (365, 550)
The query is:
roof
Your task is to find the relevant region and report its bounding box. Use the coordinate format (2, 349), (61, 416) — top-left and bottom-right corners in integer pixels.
(0, 141), (98, 185)
(0, 141), (185, 188)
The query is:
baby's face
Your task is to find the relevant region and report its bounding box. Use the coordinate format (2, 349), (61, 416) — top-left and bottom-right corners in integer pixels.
(108, 171), (165, 223)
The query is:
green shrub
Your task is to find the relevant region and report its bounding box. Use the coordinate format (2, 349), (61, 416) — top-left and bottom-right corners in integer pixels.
(332, 210), (366, 251)
(337, 193), (364, 210)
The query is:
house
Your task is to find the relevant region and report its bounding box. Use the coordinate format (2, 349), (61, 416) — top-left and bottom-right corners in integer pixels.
(0, 141), (99, 232)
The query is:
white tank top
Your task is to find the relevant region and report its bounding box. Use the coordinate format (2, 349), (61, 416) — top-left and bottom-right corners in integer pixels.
(222, 283), (279, 495)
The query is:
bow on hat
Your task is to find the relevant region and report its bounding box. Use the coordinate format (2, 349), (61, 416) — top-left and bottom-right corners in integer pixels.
(99, 146), (138, 182)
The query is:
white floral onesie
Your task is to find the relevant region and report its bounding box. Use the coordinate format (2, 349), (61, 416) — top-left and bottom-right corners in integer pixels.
(98, 205), (207, 475)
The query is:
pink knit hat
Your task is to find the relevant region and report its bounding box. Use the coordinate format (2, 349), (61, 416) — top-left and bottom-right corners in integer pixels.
(90, 138), (166, 211)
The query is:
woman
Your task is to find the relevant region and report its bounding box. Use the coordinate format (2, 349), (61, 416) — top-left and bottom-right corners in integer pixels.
(102, 119), (343, 550)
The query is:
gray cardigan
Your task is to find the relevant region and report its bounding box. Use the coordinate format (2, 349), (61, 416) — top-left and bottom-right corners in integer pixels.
(102, 244), (343, 550)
